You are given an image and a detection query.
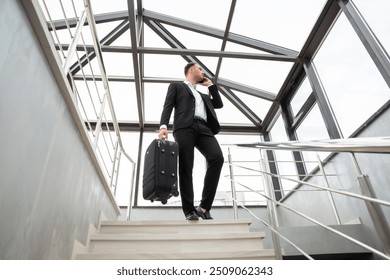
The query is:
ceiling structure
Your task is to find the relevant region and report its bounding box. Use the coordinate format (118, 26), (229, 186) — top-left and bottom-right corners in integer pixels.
(40, 0), (347, 135)
(33, 0), (390, 205)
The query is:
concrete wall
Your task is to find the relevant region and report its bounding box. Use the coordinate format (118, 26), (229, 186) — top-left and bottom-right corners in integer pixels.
(276, 104), (390, 255)
(0, 0), (119, 259)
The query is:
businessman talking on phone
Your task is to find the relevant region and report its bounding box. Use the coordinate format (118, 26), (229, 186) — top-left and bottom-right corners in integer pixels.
(159, 62), (224, 220)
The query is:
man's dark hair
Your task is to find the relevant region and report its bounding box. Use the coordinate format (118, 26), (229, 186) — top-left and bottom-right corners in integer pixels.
(184, 62), (197, 76)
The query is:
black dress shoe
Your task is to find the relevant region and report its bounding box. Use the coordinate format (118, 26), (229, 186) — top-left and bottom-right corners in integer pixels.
(186, 211), (199, 221)
(196, 206), (213, 220)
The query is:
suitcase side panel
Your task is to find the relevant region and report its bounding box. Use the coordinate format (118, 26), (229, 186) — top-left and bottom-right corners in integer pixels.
(142, 140), (159, 200)
(142, 140), (179, 203)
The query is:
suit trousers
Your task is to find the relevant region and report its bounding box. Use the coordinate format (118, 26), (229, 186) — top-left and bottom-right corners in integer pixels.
(173, 119), (224, 216)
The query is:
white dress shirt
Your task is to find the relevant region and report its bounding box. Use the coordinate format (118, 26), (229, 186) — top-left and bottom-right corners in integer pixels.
(184, 81), (207, 122)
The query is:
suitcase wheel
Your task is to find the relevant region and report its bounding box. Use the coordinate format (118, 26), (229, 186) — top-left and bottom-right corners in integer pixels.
(171, 190), (179, 197)
(161, 199), (167, 205)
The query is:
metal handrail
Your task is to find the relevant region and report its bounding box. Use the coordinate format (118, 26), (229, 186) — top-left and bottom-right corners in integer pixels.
(83, 0), (137, 220)
(225, 169), (390, 260)
(226, 137), (390, 259)
(229, 196), (314, 260)
(229, 162), (390, 208)
(39, 0), (136, 219)
(236, 137), (390, 153)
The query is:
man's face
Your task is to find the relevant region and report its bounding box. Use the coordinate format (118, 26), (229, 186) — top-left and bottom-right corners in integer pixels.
(191, 64), (204, 81)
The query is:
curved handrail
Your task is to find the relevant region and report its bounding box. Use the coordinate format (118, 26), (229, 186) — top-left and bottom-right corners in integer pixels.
(230, 197), (314, 260)
(225, 138), (390, 259)
(225, 174), (390, 260)
(39, 0), (137, 218)
(230, 162), (390, 208)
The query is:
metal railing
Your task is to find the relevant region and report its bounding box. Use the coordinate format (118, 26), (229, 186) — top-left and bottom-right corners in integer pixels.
(39, 0), (136, 220)
(225, 137), (390, 260)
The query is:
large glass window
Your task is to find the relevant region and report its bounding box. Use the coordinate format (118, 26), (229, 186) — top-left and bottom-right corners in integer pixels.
(270, 116), (299, 194)
(219, 56), (293, 95)
(296, 104), (331, 172)
(354, 0), (390, 53)
(116, 132), (140, 206)
(144, 83), (170, 122)
(229, 0), (326, 50)
(217, 134), (266, 206)
(296, 104), (329, 141)
(290, 77), (313, 117)
(314, 12), (390, 137)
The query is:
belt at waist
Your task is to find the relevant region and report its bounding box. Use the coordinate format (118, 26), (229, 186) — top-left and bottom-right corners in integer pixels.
(194, 117), (207, 122)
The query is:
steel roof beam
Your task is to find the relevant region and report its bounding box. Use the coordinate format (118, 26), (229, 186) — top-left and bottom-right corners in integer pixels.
(291, 92), (316, 130)
(48, 10), (129, 30)
(143, 9), (298, 57)
(73, 74), (182, 83)
(137, 47), (298, 62)
(218, 78), (276, 101)
(69, 19), (129, 76)
(58, 44), (299, 62)
(215, 0), (237, 81)
(86, 121), (261, 134)
(218, 86), (263, 128)
(304, 61), (343, 139)
(127, 0), (144, 128)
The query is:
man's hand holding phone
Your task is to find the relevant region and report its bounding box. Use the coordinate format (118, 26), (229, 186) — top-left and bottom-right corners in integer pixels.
(198, 77), (213, 86)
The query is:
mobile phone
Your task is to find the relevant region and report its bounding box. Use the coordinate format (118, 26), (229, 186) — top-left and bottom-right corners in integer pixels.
(198, 77), (206, 83)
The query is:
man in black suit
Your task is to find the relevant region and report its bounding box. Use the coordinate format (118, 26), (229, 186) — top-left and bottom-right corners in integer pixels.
(159, 62), (224, 220)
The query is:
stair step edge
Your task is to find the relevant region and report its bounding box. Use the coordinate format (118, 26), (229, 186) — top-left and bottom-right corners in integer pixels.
(89, 232), (265, 241)
(100, 218), (252, 227)
(74, 249), (276, 260)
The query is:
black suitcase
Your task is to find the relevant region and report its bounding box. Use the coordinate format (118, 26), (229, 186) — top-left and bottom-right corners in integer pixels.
(143, 139), (179, 204)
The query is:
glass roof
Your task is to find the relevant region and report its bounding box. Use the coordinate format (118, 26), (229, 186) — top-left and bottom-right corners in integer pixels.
(35, 0), (390, 206)
(38, 0), (328, 129)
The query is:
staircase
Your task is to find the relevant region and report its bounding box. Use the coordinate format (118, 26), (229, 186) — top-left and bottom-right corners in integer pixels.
(73, 218), (275, 260)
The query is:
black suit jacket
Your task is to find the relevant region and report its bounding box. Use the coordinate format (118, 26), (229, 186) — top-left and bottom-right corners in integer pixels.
(160, 83), (223, 135)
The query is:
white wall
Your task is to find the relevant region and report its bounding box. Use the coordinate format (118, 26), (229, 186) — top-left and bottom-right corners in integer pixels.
(0, 0), (119, 259)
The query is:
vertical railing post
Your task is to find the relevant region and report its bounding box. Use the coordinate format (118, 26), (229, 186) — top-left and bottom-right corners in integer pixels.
(227, 147), (238, 219)
(259, 149), (283, 260)
(127, 161), (136, 221)
(110, 140), (119, 189)
(114, 151), (122, 194)
(93, 93), (107, 149)
(350, 153), (390, 256)
(316, 153), (341, 225)
(62, 10), (87, 74)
